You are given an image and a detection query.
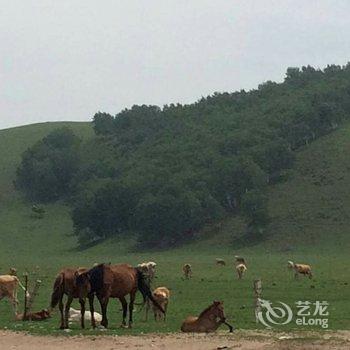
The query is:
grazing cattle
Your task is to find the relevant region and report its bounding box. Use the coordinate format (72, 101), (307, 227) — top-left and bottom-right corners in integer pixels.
(50, 267), (90, 329)
(151, 286), (170, 321)
(76, 263), (164, 329)
(15, 309), (51, 321)
(0, 275), (27, 316)
(68, 307), (102, 324)
(288, 261), (313, 279)
(137, 261), (157, 284)
(183, 263), (192, 279)
(236, 263), (247, 279)
(215, 258), (226, 266)
(181, 301), (233, 333)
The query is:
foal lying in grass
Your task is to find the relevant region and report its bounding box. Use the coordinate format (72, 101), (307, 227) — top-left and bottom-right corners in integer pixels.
(181, 301), (233, 333)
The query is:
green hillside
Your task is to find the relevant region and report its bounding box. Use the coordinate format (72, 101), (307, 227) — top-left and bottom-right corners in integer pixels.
(0, 121), (349, 333)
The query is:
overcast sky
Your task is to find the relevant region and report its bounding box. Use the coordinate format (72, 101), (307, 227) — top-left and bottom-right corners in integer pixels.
(1, 0), (350, 130)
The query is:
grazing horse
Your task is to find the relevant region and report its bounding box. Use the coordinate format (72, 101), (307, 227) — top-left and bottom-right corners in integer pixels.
(76, 263), (164, 329)
(181, 301), (233, 333)
(50, 267), (90, 329)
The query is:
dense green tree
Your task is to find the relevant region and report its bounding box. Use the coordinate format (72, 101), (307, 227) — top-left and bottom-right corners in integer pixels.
(16, 128), (81, 201)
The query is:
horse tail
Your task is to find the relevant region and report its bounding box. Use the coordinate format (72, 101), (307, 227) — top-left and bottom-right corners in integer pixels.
(136, 269), (165, 314)
(50, 273), (64, 309)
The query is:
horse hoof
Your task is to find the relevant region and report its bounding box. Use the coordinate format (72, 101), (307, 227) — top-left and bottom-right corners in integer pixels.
(120, 324), (128, 329)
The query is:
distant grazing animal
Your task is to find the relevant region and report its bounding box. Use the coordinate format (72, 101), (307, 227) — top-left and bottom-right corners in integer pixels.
(236, 263), (247, 279)
(50, 267), (90, 329)
(137, 261), (157, 283)
(215, 258), (226, 266)
(15, 309), (51, 321)
(287, 261), (313, 279)
(151, 286), (170, 321)
(235, 256), (247, 266)
(183, 264), (192, 279)
(181, 301), (233, 333)
(0, 275), (28, 316)
(69, 307), (102, 324)
(75, 263), (164, 329)
(32, 204), (45, 214)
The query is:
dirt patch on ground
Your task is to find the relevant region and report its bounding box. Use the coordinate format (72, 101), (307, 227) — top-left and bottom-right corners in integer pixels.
(1, 330), (349, 350)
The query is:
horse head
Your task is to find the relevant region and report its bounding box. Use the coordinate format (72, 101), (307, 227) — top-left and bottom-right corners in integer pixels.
(212, 300), (226, 321)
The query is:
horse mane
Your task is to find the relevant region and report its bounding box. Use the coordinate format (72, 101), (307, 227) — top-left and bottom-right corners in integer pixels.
(198, 303), (215, 318)
(88, 263), (105, 292)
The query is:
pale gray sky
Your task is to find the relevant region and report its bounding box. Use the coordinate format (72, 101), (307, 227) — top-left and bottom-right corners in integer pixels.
(1, 0), (350, 130)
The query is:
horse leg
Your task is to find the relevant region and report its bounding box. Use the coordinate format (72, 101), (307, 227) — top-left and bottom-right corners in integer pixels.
(128, 292), (136, 328)
(79, 298), (85, 329)
(99, 295), (109, 329)
(64, 295), (73, 329)
(163, 303), (168, 322)
(119, 297), (128, 328)
(10, 295), (18, 319)
(59, 296), (64, 329)
(145, 298), (150, 322)
(88, 294), (96, 329)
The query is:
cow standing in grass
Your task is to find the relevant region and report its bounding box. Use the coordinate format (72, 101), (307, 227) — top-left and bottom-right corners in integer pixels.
(137, 261), (157, 284)
(288, 261), (313, 279)
(151, 286), (170, 321)
(183, 264), (192, 279)
(236, 263), (247, 279)
(0, 275), (28, 316)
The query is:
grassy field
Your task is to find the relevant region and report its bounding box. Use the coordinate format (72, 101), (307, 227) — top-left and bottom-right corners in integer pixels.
(0, 122), (349, 335)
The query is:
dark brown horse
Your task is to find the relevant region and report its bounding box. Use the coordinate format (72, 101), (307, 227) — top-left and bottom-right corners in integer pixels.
(76, 263), (164, 328)
(50, 267), (90, 329)
(181, 301), (234, 333)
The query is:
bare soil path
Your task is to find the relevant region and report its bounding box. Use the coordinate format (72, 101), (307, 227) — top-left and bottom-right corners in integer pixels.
(1, 330), (349, 350)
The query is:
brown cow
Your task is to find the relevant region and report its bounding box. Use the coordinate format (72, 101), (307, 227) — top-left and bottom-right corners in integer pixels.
(288, 261), (313, 279)
(0, 275), (27, 316)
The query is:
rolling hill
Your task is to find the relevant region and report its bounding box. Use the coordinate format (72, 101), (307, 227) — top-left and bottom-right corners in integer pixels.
(0, 121), (349, 333)
(0, 120), (350, 258)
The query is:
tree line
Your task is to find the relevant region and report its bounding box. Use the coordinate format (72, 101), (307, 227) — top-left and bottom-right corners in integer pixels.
(16, 64), (350, 248)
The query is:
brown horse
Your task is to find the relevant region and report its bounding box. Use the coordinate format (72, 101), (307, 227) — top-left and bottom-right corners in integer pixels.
(76, 263), (164, 329)
(181, 301), (233, 333)
(50, 267), (90, 329)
